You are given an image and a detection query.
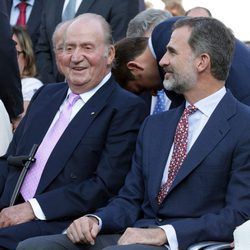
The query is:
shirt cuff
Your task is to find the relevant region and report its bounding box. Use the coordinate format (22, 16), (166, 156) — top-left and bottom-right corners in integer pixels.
(28, 198), (46, 220)
(85, 214), (102, 231)
(159, 224), (178, 250)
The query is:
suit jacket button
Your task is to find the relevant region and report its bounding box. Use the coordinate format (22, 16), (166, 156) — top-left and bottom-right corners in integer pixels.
(70, 173), (77, 179)
(157, 218), (163, 222)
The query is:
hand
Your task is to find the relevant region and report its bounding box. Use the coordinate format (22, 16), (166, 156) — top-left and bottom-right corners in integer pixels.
(11, 114), (23, 132)
(67, 216), (100, 245)
(118, 227), (167, 246)
(0, 202), (35, 228)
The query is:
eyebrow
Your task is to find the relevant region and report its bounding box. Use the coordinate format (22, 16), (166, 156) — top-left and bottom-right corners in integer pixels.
(166, 45), (176, 54)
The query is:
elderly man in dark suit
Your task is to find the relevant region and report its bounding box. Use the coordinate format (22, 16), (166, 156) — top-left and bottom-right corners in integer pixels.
(0, 13), (147, 249)
(18, 17), (250, 250)
(36, 0), (143, 83)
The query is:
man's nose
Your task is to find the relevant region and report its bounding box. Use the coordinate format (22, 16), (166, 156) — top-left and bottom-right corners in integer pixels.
(159, 52), (170, 67)
(71, 48), (84, 62)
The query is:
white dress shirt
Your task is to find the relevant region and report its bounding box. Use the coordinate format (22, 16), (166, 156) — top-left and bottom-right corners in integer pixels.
(29, 72), (111, 220)
(21, 77), (43, 101)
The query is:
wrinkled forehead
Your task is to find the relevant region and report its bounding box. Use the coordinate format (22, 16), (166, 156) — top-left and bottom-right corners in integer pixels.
(65, 17), (104, 42)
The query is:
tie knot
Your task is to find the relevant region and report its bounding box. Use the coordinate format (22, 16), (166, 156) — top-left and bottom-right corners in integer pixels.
(67, 93), (80, 106)
(18, 1), (27, 10)
(157, 89), (165, 96)
(184, 104), (197, 117)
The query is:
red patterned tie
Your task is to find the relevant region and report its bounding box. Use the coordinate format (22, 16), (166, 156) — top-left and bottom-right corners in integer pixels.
(157, 104), (197, 204)
(16, 1), (27, 27)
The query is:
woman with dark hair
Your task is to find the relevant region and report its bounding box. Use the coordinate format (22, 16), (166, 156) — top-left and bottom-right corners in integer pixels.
(12, 25), (43, 115)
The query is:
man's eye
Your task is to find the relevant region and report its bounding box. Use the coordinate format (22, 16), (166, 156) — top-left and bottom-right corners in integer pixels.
(66, 47), (73, 52)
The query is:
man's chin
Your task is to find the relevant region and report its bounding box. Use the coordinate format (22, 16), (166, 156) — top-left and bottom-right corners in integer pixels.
(163, 80), (174, 91)
(163, 80), (184, 95)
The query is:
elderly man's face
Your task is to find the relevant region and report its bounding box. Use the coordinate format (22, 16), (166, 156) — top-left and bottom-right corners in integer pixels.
(62, 17), (114, 93)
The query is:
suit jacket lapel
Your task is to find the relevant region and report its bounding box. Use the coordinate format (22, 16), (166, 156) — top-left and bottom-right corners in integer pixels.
(51, 0), (64, 26)
(36, 79), (116, 194)
(18, 84), (68, 155)
(26, 0), (43, 33)
(149, 106), (184, 203)
(5, 0), (12, 16)
(76, 0), (96, 16)
(167, 92), (236, 195)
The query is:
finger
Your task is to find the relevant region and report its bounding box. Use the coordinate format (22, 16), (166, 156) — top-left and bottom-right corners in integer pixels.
(88, 222), (100, 245)
(67, 223), (82, 243)
(81, 224), (95, 244)
(91, 222), (99, 238)
(118, 234), (129, 245)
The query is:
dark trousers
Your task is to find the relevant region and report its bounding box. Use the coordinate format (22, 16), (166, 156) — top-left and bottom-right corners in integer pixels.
(17, 234), (167, 250)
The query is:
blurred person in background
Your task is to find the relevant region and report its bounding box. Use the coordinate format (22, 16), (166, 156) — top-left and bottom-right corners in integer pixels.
(124, 8), (172, 114)
(162, 0), (185, 16)
(126, 8), (172, 37)
(113, 37), (161, 95)
(4, 0), (44, 50)
(52, 20), (73, 79)
(185, 6), (212, 17)
(0, 1), (23, 130)
(12, 25), (43, 117)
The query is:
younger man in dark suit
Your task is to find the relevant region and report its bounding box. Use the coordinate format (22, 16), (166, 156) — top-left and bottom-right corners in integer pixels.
(0, 13), (147, 249)
(19, 17), (250, 250)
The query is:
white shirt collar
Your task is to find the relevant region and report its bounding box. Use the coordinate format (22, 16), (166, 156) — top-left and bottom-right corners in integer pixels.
(67, 72), (111, 103)
(186, 86), (226, 118)
(13, 0), (34, 7)
(148, 36), (157, 59)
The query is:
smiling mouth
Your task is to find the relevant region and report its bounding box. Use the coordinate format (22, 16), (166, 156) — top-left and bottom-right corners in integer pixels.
(74, 66), (85, 69)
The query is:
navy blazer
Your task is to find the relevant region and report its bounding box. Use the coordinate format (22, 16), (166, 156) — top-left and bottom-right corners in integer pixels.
(151, 16), (250, 106)
(36, 0), (142, 83)
(0, 77), (147, 249)
(95, 91), (250, 249)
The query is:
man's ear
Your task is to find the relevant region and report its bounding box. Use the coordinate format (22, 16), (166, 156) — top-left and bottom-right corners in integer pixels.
(107, 45), (115, 66)
(196, 53), (210, 72)
(127, 61), (144, 73)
